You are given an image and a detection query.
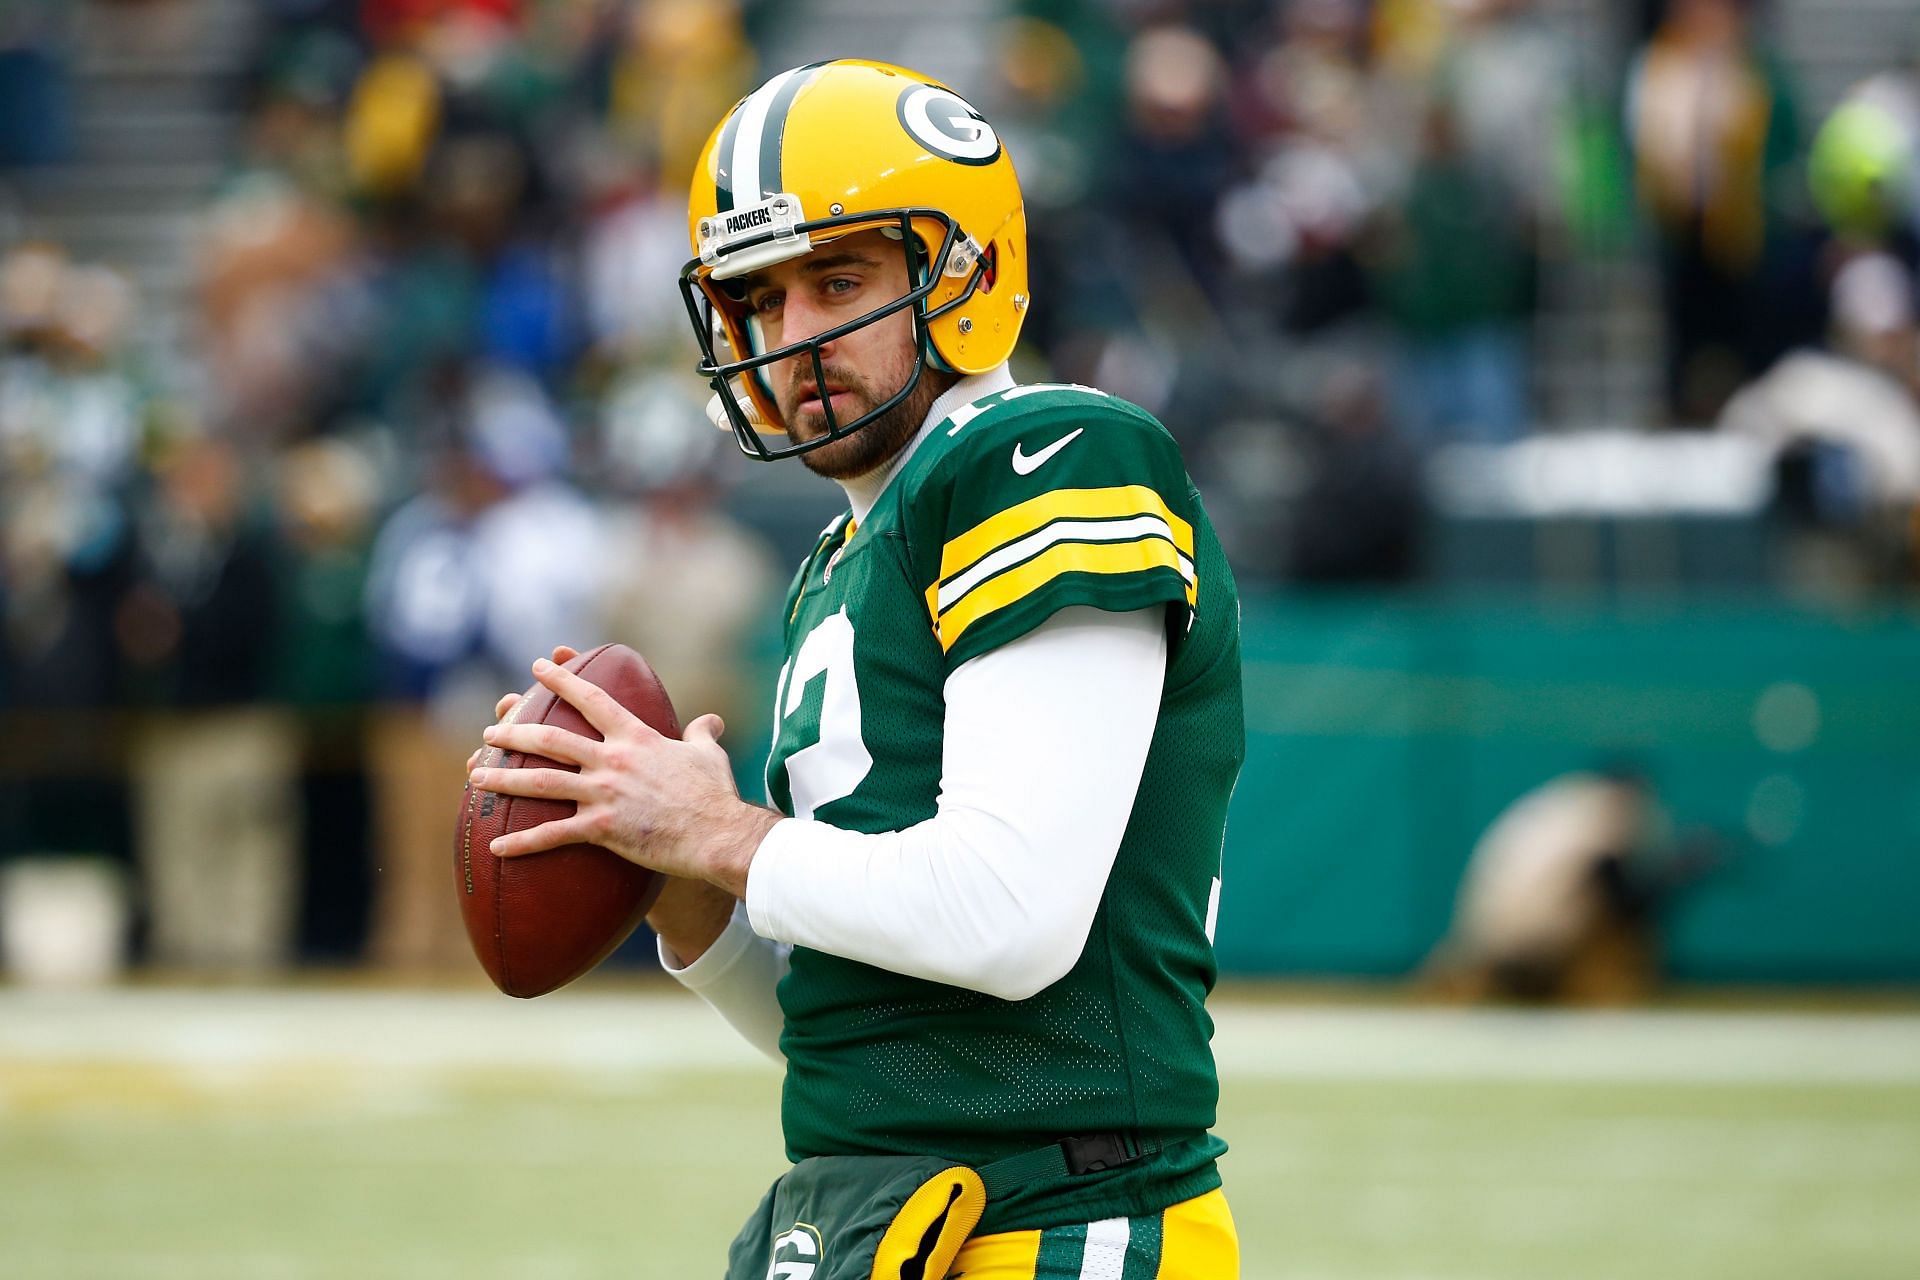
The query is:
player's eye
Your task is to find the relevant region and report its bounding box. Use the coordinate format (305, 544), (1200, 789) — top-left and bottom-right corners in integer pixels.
(751, 290), (784, 315)
(824, 276), (858, 297)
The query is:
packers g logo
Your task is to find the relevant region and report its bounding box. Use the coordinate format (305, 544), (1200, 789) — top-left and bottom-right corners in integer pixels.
(896, 85), (1001, 165)
(767, 1223), (822, 1280)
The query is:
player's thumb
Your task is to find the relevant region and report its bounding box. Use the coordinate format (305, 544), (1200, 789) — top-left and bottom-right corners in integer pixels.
(683, 713), (727, 750)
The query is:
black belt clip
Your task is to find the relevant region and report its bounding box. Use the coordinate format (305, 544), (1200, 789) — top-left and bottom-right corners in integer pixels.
(1060, 1130), (1155, 1176)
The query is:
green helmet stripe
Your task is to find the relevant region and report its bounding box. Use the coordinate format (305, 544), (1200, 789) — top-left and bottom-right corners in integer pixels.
(713, 103), (743, 213)
(756, 61), (829, 203)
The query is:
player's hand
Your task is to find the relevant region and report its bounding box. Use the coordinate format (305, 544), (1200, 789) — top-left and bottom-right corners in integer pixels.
(466, 645), (579, 772)
(467, 656), (780, 897)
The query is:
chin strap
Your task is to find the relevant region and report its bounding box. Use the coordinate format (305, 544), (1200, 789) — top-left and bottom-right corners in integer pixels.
(707, 381), (771, 434)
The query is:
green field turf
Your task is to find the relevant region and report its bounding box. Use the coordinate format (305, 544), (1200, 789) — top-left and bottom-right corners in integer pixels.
(1, 988), (1916, 1279)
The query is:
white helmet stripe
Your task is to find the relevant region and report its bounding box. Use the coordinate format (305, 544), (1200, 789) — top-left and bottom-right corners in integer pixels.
(730, 65), (808, 209)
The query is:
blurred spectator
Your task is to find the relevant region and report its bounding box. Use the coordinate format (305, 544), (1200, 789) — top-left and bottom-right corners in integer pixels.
(1217, 0), (1386, 335)
(1627, 0), (1803, 423)
(435, 133), (576, 381)
(596, 369), (777, 734)
(0, 0), (74, 168)
(0, 241), (149, 880)
(1426, 767), (1712, 1004)
(581, 166), (694, 358)
(197, 178), (363, 440)
(1286, 359), (1424, 581)
(1, 244), (148, 712)
(986, 15), (1119, 217)
(239, 19), (360, 197)
(343, 41), (443, 199)
(1371, 100), (1532, 446)
(987, 10), (1129, 362)
(361, 364), (602, 971)
(120, 435), (300, 973)
(271, 435), (381, 959)
(1, 246), (148, 493)
(1117, 25), (1235, 288)
(83, 0), (201, 62)
(602, 0), (754, 190)
(272, 436), (381, 708)
(1425, 0), (1572, 232)
(1720, 251), (1920, 594)
(1808, 64), (1920, 251)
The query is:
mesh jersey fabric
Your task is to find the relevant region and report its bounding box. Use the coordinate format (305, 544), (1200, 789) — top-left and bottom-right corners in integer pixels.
(762, 383), (1245, 1234)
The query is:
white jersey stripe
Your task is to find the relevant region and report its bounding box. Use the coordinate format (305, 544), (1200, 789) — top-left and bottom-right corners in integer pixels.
(937, 514), (1196, 613)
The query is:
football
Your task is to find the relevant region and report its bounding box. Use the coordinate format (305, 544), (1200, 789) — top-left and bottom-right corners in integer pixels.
(455, 643), (675, 997)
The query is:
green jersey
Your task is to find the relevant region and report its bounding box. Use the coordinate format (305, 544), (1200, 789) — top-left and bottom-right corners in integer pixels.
(763, 383), (1244, 1234)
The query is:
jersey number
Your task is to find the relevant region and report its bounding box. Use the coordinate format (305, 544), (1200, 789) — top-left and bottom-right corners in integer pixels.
(772, 608), (872, 820)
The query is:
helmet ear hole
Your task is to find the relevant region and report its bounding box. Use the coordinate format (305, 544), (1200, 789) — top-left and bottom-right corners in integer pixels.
(980, 241), (998, 292)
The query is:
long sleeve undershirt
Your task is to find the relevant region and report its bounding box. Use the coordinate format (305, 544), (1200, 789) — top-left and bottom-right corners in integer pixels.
(659, 604), (1167, 1060)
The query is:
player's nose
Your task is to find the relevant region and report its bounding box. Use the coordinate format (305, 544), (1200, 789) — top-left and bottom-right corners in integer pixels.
(779, 299), (833, 351)
(778, 289), (839, 353)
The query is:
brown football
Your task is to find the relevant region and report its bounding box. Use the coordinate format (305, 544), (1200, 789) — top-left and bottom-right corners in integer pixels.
(455, 643), (673, 997)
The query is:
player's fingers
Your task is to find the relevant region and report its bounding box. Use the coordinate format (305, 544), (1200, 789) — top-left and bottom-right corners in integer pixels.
(531, 657), (646, 739)
(490, 815), (594, 858)
(468, 765), (588, 804)
(481, 721), (600, 765)
(493, 692), (522, 720)
(551, 645), (580, 664)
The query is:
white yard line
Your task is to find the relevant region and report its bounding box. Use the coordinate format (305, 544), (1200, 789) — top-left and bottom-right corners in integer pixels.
(1, 987), (1917, 1085)
(1209, 1005), (1920, 1085)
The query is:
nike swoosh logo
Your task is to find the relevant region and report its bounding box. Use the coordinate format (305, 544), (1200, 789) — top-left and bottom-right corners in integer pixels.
(1010, 427), (1084, 475)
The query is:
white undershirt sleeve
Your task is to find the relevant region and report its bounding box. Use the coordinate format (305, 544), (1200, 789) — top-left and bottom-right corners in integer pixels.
(657, 902), (789, 1062)
(743, 604), (1167, 1002)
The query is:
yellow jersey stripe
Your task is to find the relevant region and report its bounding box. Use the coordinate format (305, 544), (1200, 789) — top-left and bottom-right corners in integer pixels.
(939, 485), (1194, 584)
(934, 513), (1196, 614)
(935, 534), (1192, 652)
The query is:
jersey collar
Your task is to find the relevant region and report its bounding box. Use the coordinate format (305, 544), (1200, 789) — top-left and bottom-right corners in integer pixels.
(839, 363), (1016, 525)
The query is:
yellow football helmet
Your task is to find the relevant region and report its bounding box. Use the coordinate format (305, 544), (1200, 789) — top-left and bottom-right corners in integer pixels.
(679, 59), (1029, 460)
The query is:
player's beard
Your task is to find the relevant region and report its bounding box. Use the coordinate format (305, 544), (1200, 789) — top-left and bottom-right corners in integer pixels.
(784, 360), (956, 483)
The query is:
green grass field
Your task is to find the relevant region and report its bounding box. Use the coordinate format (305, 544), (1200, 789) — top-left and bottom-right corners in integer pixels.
(2, 986), (1916, 1279)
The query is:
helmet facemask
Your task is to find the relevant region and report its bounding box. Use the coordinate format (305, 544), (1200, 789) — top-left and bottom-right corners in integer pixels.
(678, 206), (989, 463)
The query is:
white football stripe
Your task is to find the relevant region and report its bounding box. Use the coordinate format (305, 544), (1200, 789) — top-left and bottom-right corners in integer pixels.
(1079, 1217), (1130, 1279)
(730, 66), (804, 206)
(937, 515), (1196, 613)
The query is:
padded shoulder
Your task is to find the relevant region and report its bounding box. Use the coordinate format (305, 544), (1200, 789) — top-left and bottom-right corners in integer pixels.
(892, 383), (1198, 666)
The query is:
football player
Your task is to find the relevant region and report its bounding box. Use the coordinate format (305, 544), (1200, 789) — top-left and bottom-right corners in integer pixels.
(469, 60), (1244, 1278)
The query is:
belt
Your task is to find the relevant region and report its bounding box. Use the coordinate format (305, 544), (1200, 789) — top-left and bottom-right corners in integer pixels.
(976, 1131), (1162, 1199)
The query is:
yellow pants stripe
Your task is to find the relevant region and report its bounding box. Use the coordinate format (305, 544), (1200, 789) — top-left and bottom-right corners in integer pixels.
(1154, 1187), (1238, 1278)
(942, 1189), (1237, 1278)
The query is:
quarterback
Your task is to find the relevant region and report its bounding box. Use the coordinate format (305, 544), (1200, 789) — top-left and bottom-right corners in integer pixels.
(469, 60), (1245, 1278)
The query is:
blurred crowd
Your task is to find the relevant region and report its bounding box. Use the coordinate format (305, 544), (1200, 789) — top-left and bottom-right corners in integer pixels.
(3, 0), (1920, 975)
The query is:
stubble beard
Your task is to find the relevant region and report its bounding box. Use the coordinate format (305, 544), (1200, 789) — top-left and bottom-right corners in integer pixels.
(788, 362), (957, 483)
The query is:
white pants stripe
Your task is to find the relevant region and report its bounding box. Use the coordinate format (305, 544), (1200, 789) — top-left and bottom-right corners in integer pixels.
(1079, 1216), (1131, 1279)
